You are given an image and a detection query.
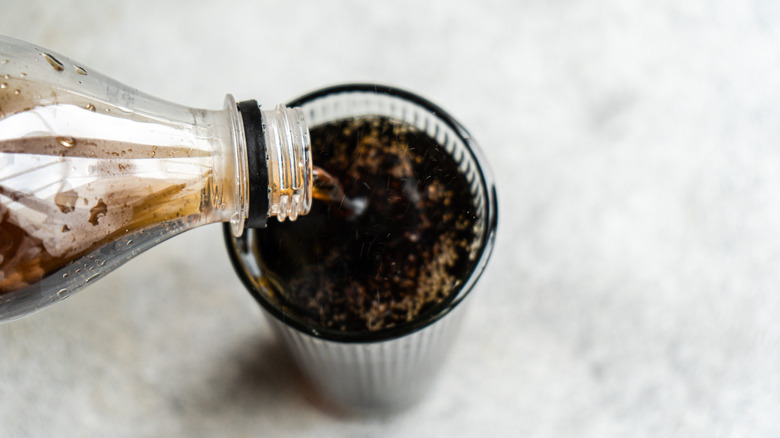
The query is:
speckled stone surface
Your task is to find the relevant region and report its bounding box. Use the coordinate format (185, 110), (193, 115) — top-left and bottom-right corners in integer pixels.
(2, 1), (780, 436)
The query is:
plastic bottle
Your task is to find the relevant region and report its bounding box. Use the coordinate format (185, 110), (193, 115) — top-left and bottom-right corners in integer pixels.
(0, 35), (312, 321)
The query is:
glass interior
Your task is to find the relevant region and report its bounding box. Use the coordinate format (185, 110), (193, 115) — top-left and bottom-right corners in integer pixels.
(225, 84), (498, 342)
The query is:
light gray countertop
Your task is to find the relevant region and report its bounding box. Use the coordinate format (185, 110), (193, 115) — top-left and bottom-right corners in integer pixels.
(2, 1), (780, 436)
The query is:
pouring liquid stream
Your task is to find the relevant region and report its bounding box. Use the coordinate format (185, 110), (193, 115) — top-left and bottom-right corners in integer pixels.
(311, 166), (367, 218)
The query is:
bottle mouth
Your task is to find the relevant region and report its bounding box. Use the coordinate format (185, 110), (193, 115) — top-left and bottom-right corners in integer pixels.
(261, 105), (312, 221)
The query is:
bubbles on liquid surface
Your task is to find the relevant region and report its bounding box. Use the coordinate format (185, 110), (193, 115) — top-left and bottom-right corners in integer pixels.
(42, 53), (64, 72)
(56, 136), (75, 148)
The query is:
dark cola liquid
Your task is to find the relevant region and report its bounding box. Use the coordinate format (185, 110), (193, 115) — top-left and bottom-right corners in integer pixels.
(253, 116), (477, 332)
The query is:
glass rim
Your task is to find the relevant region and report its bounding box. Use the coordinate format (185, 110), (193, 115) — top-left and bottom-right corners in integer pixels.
(224, 83), (498, 343)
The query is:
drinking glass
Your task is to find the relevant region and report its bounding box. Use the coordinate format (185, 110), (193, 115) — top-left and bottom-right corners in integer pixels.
(224, 84), (498, 413)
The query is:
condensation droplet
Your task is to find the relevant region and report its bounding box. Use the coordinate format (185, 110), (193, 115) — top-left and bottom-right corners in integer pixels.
(74, 65), (87, 75)
(86, 273), (100, 283)
(1, 58), (8, 64)
(3, 74), (9, 80)
(62, 272), (69, 279)
(13, 89), (19, 95)
(56, 136), (75, 148)
(126, 240), (133, 246)
(57, 289), (68, 298)
(19, 72), (26, 78)
(85, 103), (96, 111)
(0, 83), (6, 89)
(43, 52), (64, 72)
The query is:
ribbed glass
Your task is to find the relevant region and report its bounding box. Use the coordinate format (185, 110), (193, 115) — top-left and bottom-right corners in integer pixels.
(225, 84), (498, 413)
(264, 303), (465, 412)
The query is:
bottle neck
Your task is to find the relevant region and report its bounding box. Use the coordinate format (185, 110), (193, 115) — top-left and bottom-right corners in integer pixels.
(234, 99), (312, 233)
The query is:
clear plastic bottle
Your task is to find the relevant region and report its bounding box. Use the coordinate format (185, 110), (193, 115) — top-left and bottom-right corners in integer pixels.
(0, 36), (312, 321)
